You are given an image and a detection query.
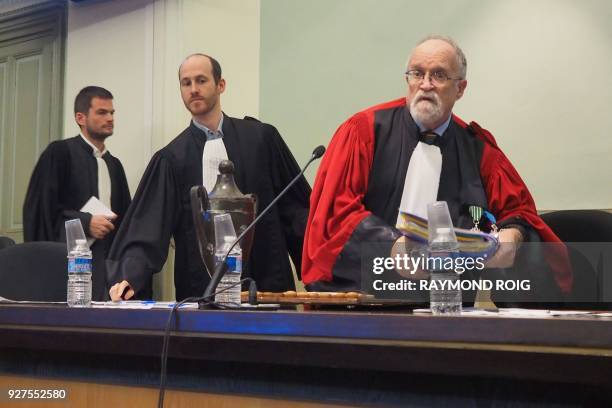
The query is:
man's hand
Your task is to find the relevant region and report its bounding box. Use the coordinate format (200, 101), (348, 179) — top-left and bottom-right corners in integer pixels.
(391, 236), (429, 280)
(89, 214), (117, 239)
(485, 227), (524, 268)
(109, 280), (134, 301)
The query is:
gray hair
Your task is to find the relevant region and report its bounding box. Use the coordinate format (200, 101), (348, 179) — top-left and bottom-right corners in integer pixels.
(408, 35), (467, 79)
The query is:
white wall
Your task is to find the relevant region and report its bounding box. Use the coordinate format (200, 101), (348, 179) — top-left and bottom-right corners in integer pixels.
(181, 0), (260, 119)
(459, 0), (612, 210)
(64, 0), (153, 194)
(260, 0), (612, 210)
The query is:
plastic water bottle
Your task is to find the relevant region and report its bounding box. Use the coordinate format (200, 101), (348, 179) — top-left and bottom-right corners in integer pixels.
(427, 202), (462, 315)
(212, 214), (243, 307)
(429, 238), (461, 315)
(214, 237), (242, 307)
(67, 238), (92, 307)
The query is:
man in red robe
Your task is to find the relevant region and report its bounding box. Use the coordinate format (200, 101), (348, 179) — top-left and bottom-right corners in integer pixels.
(302, 35), (571, 295)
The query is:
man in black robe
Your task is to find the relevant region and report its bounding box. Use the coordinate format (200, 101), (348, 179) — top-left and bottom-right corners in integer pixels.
(107, 54), (310, 301)
(23, 86), (131, 300)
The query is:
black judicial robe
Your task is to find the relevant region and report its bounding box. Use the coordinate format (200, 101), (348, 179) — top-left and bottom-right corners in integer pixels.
(106, 115), (311, 300)
(303, 98), (571, 293)
(23, 136), (131, 300)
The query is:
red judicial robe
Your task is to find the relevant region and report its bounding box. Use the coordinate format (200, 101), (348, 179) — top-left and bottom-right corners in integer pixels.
(302, 98), (571, 294)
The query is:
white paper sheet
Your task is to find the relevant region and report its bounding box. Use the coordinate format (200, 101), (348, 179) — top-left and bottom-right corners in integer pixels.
(80, 196), (116, 246)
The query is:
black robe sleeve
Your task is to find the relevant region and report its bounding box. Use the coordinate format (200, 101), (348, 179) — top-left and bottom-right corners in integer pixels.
(263, 124), (311, 279)
(106, 151), (181, 297)
(23, 141), (92, 242)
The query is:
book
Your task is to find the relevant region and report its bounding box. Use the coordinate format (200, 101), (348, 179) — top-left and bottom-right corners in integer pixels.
(396, 211), (499, 258)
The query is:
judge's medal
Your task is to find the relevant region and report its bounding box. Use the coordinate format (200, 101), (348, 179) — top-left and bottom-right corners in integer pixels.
(468, 205), (483, 232)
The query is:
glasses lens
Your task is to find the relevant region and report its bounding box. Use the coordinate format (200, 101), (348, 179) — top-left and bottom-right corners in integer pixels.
(431, 71), (448, 85)
(407, 71), (452, 85)
(407, 71), (422, 83)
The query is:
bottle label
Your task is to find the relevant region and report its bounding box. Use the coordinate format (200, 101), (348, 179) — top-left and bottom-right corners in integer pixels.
(68, 257), (92, 273)
(226, 255), (242, 274)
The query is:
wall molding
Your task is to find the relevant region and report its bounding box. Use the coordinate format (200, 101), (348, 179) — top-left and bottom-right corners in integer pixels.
(150, 0), (184, 301)
(0, 0), (65, 46)
(0, 0), (63, 17)
(152, 0), (185, 150)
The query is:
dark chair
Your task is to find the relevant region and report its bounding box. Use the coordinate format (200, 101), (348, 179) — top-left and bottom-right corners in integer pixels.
(0, 242), (67, 301)
(541, 210), (612, 307)
(0, 236), (16, 250)
(541, 210), (612, 243)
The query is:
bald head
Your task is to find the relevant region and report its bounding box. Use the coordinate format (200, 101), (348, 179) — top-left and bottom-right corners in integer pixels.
(408, 35), (467, 80)
(178, 53), (222, 84)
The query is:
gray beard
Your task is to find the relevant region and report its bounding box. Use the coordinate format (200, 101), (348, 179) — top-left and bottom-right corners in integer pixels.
(409, 90), (445, 129)
(409, 100), (444, 129)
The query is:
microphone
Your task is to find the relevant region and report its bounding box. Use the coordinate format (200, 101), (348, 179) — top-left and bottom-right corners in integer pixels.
(312, 145), (325, 159)
(201, 145), (325, 307)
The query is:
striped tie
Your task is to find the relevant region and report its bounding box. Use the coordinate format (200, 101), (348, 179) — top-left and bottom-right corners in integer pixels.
(419, 130), (440, 146)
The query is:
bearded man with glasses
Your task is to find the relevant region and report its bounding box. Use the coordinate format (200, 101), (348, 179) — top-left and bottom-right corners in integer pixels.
(302, 35), (571, 297)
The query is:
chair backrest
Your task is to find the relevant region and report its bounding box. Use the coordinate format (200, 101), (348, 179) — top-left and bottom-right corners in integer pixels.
(0, 236), (16, 250)
(541, 210), (612, 242)
(0, 241), (67, 301)
(541, 210), (612, 307)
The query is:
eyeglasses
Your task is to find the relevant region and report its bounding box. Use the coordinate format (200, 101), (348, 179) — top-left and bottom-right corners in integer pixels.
(405, 70), (463, 86)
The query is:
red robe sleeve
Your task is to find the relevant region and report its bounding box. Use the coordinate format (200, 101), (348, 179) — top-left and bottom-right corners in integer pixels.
(467, 120), (573, 294)
(302, 111), (376, 285)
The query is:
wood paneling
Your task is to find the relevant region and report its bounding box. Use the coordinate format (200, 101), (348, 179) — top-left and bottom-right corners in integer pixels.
(0, 375), (351, 408)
